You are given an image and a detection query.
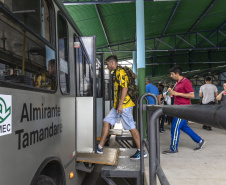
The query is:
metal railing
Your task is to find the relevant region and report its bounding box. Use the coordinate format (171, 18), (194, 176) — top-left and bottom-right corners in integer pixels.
(138, 92), (226, 185)
(138, 93), (159, 185)
(146, 106), (169, 185)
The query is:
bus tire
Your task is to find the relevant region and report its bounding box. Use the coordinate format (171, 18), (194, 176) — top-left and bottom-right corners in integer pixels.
(34, 175), (55, 185)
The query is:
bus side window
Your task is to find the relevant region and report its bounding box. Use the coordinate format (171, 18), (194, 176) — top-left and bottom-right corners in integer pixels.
(34, 59), (56, 90)
(57, 13), (70, 94)
(11, 0), (54, 44)
(0, 3), (56, 91)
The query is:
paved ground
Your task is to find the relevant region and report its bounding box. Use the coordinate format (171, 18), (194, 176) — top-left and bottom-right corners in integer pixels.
(145, 122), (226, 185)
(82, 122), (226, 185)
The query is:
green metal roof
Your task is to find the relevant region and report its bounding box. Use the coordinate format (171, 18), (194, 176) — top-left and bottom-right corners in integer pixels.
(64, 0), (226, 79)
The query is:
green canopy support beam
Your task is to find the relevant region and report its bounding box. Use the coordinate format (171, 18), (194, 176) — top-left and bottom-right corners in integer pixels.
(132, 51), (137, 75)
(136, 0), (146, 141)
(132, 51), (137, 84)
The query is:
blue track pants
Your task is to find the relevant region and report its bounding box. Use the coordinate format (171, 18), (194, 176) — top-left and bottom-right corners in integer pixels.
(170, 117), (202, 151)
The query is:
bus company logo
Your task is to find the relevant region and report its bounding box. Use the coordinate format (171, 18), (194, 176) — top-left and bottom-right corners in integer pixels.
(0, 95), (12, 136)
(0, 98), (11, 123)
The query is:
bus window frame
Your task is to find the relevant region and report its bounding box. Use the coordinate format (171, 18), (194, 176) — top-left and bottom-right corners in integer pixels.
(44, 0), (56, 45)
(0, 2), (56, 50)
(57, 11), (70, 95)
(0, 2), (57, 93)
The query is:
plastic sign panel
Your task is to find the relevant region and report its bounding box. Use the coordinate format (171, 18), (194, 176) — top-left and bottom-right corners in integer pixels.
(74, 41), (80, 48)
(60, 58), (68, 74)
(0, 94), (12, 136)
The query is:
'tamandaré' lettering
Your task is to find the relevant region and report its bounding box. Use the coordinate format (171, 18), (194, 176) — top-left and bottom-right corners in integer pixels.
(15, 123), (62, 150)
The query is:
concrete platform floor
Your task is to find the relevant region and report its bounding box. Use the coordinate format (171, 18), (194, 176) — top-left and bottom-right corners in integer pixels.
(145, 122), (226, 185)
(82, 122), (226, 185)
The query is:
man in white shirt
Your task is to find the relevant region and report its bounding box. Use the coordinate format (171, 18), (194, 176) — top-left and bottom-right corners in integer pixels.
(199, 76), (218, 131)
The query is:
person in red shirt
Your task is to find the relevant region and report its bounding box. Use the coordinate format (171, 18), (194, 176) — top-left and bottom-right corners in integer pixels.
(163, 65), (205, 154)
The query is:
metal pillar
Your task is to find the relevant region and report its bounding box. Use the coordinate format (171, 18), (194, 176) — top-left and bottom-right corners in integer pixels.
(133, 51), (137, 84)
(136, 0), (146, 95)
(136, 0), (146, 139)
(132, 51), (137, 74)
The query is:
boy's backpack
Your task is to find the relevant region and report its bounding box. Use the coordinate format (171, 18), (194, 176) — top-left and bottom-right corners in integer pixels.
(114, 66), (138, 108)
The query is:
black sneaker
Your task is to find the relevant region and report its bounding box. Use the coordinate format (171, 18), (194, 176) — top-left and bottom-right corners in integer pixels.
(194, 139), (205, 151)
(206, 126), (212, 131)
(130, 150), (147, 160)
(162, 148), (178, 154)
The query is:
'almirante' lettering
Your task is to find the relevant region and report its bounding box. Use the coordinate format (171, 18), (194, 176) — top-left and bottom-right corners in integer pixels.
(20, 103), (60, 122)
(15, 122), (62, 150)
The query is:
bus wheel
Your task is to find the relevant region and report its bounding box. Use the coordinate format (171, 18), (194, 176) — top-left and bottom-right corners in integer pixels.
(34, 175), (55, 185)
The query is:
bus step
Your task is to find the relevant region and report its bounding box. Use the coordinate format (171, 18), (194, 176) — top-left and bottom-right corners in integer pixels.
(116, 130), (136, 148)
(76, 162), (94, 173)
(109, 129), (123, 136)
(77, 147), (119, 166)
(101, 148), (141, 185)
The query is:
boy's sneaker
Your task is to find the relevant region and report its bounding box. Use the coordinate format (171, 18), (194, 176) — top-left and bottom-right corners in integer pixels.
(162, 148), (178, 154)
(194, 139), (205, 151)
(97, 145), (103, 154)
(130, 150), (147, 160)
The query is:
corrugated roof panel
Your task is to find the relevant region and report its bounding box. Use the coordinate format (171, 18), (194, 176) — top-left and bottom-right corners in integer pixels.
(99, 3), (136, 44)
(144, 1), (176, 37)
(65, 0), (226, 76)
(194, 0), (226, 31)
(119, 42), (135, 50)
(66, 5), (97, 23)
(156, 36), (175, 50)
(166, 0), (213, 35)
(174, 53), (189, 64)
(66, 5), (108, 47)
(218, 30), (226, 47)
(211, 50), (226, 61)
(196, 31), (216, 48)
(145, 39), (155, 50)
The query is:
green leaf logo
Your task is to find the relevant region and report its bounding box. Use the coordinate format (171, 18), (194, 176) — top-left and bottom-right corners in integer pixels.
(0, 97), (11, 124)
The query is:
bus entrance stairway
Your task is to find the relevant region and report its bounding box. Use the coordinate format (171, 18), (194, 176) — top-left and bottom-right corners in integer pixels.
(101, 148), (143, 185)
(109, 122), (135, 148)
(108, 128), (123, 136)
(115, 130), (135, 148)
(76, 147), (144, 185)
(76, 127), (124, 172)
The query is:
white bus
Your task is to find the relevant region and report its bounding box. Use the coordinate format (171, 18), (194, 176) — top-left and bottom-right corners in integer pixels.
(0, 0), (103, 184)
